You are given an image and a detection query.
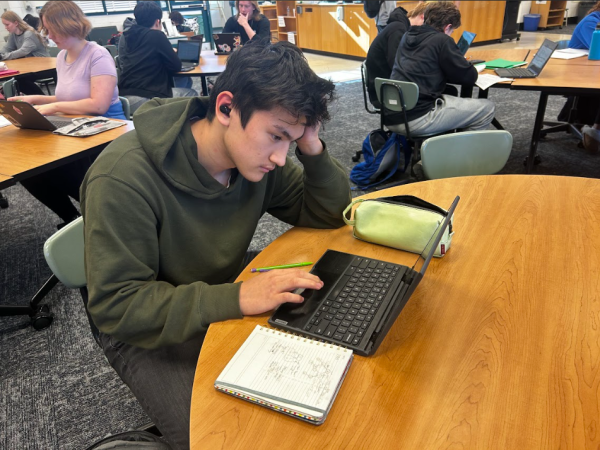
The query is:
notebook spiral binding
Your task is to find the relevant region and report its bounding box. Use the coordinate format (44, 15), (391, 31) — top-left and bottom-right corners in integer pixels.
(262, 325), (351, 352)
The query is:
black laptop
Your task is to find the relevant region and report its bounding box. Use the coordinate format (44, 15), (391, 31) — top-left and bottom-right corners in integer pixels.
(495, 39), (558, 78)
(0, 100), (75, 131)
(268, 196), (460, 357)
(177, 39), (201, 70)
(213, 33), (241, 55)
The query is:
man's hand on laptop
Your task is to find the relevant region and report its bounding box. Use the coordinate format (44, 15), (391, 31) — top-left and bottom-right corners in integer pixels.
(239, 269), (324, 315)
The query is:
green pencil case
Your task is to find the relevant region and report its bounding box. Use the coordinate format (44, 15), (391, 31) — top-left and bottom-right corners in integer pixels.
(343, 195), (454, 258)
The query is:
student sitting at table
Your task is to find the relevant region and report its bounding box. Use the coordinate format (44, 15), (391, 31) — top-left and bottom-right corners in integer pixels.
(558, 1), (600, 152)
(223, 1), (270, 44)
(0, 10), (49, 95)
(388, 2), (495, 136)
(9, 0), (126, 228)
(365, 2), (427, 108)
(80, 39), (351, 450)
(169, 10), (191, 33)
(118, 1), (197, 114)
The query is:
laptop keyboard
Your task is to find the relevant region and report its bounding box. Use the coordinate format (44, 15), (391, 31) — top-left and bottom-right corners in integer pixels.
(47, 116), (74, 128)
(303, 257), (407, 347)
(497, 67), (534, 77)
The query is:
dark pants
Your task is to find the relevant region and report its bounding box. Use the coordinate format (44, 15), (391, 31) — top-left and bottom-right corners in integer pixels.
(20, 157), (94, 222)
(92, 251), (260, 449)
(14, 75), (45, 96)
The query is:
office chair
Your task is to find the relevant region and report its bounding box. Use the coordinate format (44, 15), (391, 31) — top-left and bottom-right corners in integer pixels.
(420, 130), (512, 180)
(43, 217), (163, 439)
(119, 96), (131, 120)
(103, 44), (118, 58)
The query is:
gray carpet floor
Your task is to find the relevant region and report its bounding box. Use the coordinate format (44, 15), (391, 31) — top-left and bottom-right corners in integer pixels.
(1, 78), (598, 449)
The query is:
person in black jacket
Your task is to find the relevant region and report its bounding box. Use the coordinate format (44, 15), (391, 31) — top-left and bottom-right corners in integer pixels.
(365, 3), (427, 108)
(223, 1), (270, 44)
(389, 2), (494, 136)
(169, 11), (191, 33)
(118, 2), (196, 114)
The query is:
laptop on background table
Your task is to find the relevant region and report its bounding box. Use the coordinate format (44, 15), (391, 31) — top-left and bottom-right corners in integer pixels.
(177, 40), (201, 70)
(0, 100), (75, 131)
(268, 196), (460, 357)
(213, 33), (241, 55)
(495, 39), (558, 78)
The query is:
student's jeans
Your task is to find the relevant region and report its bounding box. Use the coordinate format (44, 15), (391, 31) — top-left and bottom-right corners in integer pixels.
(95, 251), (260, 450)
(388, 95), (496, 137)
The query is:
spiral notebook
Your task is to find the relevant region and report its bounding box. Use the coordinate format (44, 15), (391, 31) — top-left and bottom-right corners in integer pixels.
(215, 325), (353, 424)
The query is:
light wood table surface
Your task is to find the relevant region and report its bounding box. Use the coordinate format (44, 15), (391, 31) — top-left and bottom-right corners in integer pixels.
(190, 175), (600, 450)
(0, 119), (134, 180)
(0, 57), (56, 79)
(175, 53), (228, 95)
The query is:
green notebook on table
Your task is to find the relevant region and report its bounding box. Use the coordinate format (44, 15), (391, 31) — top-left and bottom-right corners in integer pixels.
(484, 58), (527, 69)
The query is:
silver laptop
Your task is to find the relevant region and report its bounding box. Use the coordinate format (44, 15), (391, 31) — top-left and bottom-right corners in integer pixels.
(177, 40), (201, 69)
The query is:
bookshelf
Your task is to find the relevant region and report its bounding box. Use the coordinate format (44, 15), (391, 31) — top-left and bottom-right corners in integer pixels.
(530, 1), (568, 29)
(276, 1), (298, 46)
(261, 4), (278, 42)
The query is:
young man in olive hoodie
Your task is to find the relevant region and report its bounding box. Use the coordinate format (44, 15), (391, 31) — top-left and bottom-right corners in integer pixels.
(80, 40), (351, 449)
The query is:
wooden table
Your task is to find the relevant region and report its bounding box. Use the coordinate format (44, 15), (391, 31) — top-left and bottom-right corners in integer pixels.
(0, 57), (56, 80)
(174, 53), (228, 96)
(190, 175), (600, 450)
(0, 174), (14, 190)
(0, 120), (134, 181)
(511, 63), (600, 172)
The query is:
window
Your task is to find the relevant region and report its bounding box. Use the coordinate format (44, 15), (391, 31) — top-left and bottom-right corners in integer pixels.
(74, 0), (142, 15)
(74, 1), (105, 14)
(104, 1), (138, 12)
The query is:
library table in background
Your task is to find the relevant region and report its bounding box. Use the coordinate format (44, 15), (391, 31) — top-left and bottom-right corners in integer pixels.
(190, 175), (600, 450)
(0, 57), (56, 80)
(0, 119), (134, 182)
(174, 53), (228, 96)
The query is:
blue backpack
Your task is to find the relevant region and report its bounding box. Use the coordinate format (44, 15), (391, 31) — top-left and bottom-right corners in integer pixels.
(350, 129), (411, 190)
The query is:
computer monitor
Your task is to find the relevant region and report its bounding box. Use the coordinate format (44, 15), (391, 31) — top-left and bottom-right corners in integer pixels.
(87, 26), (118, 46)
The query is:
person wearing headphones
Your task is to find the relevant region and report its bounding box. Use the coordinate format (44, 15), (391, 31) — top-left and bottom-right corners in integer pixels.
(223, 0), (270, 44)
(80, 39), (350, 450)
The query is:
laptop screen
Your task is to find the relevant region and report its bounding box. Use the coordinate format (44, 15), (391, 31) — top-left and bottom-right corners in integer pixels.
(457, 31), (476, 56)
(178, 40), (201, 63)
(411, 196), (459, 276)
(528, 39), (558, 74)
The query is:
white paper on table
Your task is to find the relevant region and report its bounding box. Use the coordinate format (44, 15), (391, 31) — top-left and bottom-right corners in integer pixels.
(288, 32), (296, 45)
(474, 63), (486, 73)
(551, 48), (589, 59)
(0, 115), (11, 128)
(476, 73), (513, 91)
(277, 16), (285, 27)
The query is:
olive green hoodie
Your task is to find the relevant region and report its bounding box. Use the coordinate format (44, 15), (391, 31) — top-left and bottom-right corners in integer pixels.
(80, 97), (351, 349)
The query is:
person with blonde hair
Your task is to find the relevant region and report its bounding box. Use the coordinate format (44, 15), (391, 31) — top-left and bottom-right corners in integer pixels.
(223, 0), (270, 44)
(9, 0), (126, 228)
(0, 10), (48, 60)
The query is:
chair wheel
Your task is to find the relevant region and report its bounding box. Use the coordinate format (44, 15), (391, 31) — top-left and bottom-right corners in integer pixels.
(523, 155), (542, 166)
(0, 197), (8, 209)
(31, 305), (54, 330)
(351, 155), (361, 162)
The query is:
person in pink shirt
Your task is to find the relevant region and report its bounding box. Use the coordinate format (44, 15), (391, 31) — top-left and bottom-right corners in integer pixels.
(9, 1), (126, 227)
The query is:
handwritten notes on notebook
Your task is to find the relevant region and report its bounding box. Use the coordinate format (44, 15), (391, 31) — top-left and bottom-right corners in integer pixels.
(215, 325), (353, 424)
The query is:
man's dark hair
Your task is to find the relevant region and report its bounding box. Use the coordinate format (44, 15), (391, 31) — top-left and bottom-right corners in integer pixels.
(169, 10), (184, 25)
(134, 1), (163, 28)
(23, 14), (40, 30)
(424, 1), (461, 33)
(207, 40), (335, 128)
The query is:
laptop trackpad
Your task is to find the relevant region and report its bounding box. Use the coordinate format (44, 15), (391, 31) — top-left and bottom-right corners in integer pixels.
(271, 251), (347, 327)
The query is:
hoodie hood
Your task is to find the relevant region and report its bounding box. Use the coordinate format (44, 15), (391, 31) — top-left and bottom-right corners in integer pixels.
(403, 24), (439, 51)
(123, 21), (155, 52)
(387, 7), (409, 26)
(133, 96), (229, 199)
